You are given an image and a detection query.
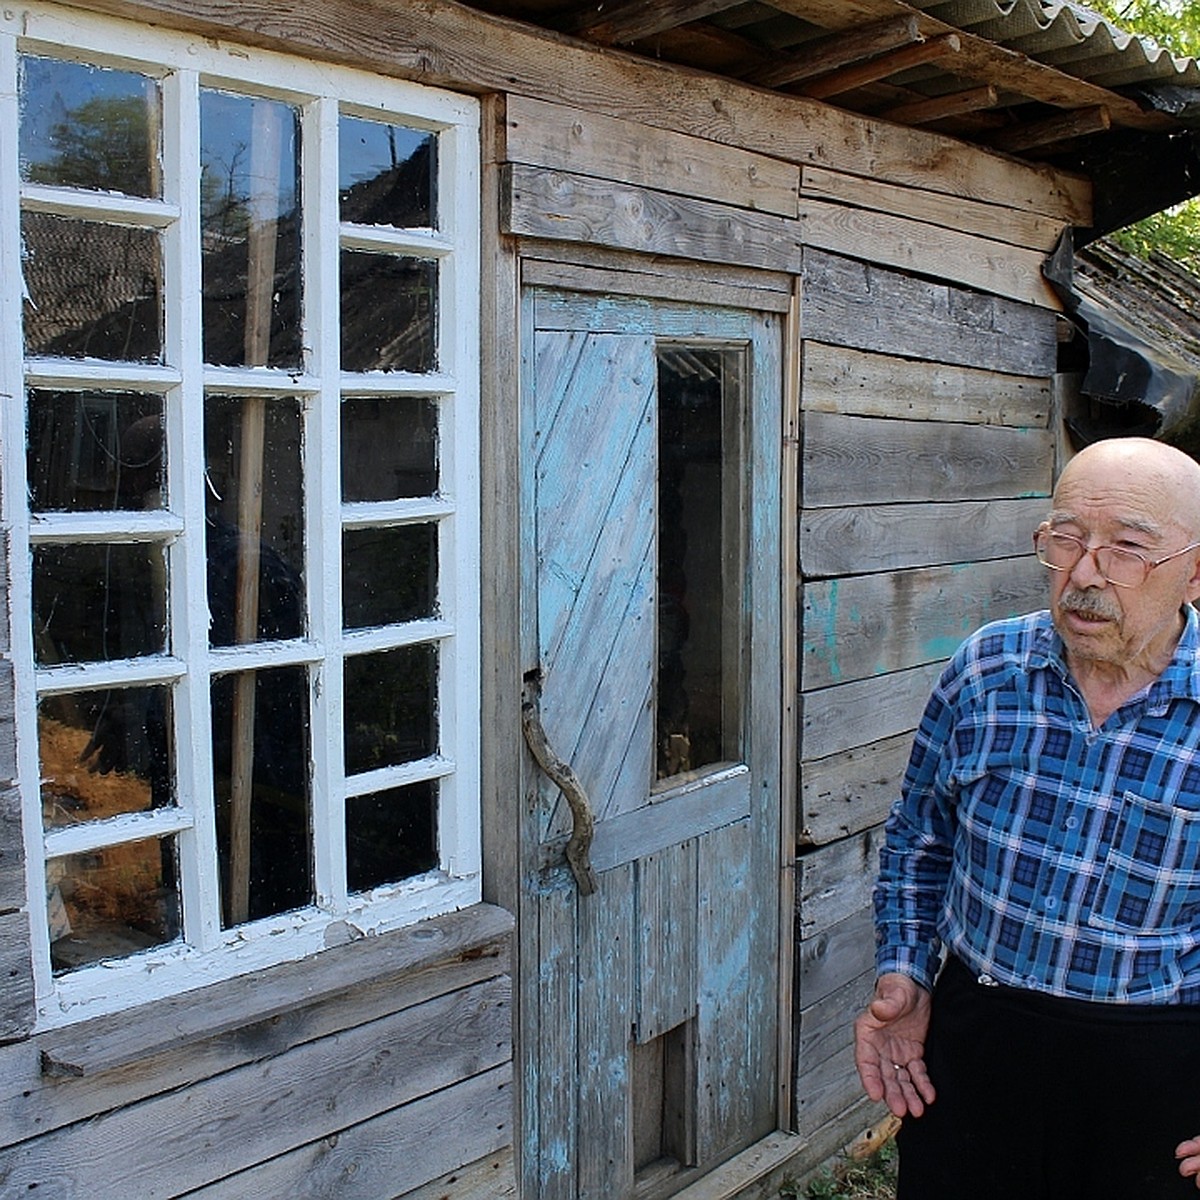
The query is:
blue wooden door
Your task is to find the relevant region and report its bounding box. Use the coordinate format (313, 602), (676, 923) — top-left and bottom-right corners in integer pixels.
(519, 290), (782, 1199)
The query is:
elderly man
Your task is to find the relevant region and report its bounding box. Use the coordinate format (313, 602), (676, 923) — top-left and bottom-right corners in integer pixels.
(856, 437), (1200, 1197)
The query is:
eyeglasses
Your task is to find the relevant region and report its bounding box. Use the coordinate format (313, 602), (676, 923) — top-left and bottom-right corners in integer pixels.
(1033, 524), (1200, 588)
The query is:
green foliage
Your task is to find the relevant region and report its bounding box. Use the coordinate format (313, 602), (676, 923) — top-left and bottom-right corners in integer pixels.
(780, 1141), (898, 1200)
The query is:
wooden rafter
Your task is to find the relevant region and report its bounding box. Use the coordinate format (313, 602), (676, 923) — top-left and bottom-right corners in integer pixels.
(800, 33), (962, 100)
(741, 15), (923, 89)
(879, 84), (999, 126)
(566, 0), (743, 46)
(984, 104), (1112, 154)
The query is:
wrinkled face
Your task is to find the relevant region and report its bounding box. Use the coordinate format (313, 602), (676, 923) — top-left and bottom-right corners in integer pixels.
(1048, 457), (1200, 674)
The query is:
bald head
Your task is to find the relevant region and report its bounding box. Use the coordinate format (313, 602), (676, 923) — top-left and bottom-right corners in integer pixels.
(1054, 438), (1200, 542)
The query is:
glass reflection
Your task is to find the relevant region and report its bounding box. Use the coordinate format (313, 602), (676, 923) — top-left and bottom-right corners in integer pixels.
(656, 347), (743, 781)
(341, 397), (438, 501)
(39, 686), (174, 828)
(211, 665), (311, 927)
(339, 115), (436, 228)
(34, 543), (167, 664)
(340, 252), (436, 373)
(27, 391), (164, 513)
(22, 213), (162, 361)
(204, 396), (304, 646)
(20, 55), (161, 198)
(200, 90), (301, 368)
(344, 645), (436, 775)
(343, 523), (437, 630)
(346, 780), (438, 894)
(48, 838), (180, 974)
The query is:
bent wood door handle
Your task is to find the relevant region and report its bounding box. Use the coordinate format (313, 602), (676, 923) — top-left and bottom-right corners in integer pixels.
(521, 671), (599, 896)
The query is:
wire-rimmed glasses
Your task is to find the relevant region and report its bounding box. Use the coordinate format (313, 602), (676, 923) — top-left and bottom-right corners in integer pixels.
(1033, 523), (1200, 589)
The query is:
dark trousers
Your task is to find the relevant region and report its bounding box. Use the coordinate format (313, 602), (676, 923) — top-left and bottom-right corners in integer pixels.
(897, 955), (1200, 1200)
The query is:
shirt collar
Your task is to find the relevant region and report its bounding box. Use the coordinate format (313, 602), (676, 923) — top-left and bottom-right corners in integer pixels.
(1027, 605), (1200, 709)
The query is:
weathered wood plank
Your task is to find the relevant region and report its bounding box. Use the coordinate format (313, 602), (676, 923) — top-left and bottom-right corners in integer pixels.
(801, 165), (1066, 253)
(801, 248), (1058, 376)
(185, 1064), (513, 1200)
(797, 906), (877, 1010)
(401, 1147), (517, 1200)
(800, 732), (911, 847)
(521, 257), (792, 312)
(0, 909), (34, 1043)
(797, 969), (875, 1073)
(53, 0), (1090, 223)
(802, 341), (1052, 427)
(802, 412), (1054, 508)
(0, 783), (24, 911)
(801, 661), (943, 760)
(636, 839), (699, 1043)
(578, 861), (635, 1199)
(799, 496), (1051, 578)
(797, 829), (883, 939)
(533, 287), (760, 337)
(794, 1041), (869, 1141)
(504, 94), (800, 217)
(0, 975), (512, 1198)
(36, 901), (513, 1078)
(507, 166), (1062, 308)
(0, 944), (511, 1146)
(801, 556), (1045, 689)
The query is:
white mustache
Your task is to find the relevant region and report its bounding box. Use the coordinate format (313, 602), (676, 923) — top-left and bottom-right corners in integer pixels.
(1059, 588), (1121, 622)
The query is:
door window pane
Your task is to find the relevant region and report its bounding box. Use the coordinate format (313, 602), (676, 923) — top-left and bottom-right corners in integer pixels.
(200, 91), (301, 368)
(211, 665), (311, 927)
(39, 685), (174, 827)
(340, 252), (436, 373)
(341, 397), (438, 501)
(22, 213), (162, 361)
(656, 347), (744, 781)
(204, 395), (304, 646)
(346, 780), (438, 894)
(20, 55), (160, 197)
(344, 645), (436, 775)
(28, 391), (165, 513)
(339, 115), (436, 229)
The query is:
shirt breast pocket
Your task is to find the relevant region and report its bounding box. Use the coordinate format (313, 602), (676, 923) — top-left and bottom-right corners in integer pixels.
(1088, 790), (1200, 936)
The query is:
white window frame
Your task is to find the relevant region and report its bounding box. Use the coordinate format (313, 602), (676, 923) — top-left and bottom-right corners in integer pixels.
(1, 5), (482, 1027)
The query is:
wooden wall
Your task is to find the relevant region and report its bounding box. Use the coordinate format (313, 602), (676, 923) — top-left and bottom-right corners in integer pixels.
(793, 250), (1058, 1140)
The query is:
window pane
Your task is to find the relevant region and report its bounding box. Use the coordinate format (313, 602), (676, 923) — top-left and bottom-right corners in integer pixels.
(20, 55), (160, 198)
(28, 391), (164, 513)
(48, 838), (179, 974)
(339, 115), (436, 229)
(22, 214), (162, 361)
(344, 645), (436, 775)
(205, 396), (304, 646)
(33, 543), (167, 664)
(656, 347), (744, 781)
(341, 397), (438, 502)
(346, 781), (437, 894)
(200, 91), (301, 368)
(343, 524), (437, 630)
(211, 666), (311, 927)
(340, 252), (436, 373)
(39, 686), (174, 828)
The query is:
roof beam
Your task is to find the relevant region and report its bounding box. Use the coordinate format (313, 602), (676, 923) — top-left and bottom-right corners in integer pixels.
(800, 33), (962, 100)
(742, 15), (923, 89)
(985, 105), (1112, 153)
(879, 84), (999, 126)
(566, 0), (743, 46)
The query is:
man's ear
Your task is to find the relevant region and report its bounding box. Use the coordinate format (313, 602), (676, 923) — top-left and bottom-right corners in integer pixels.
(1186, 552), (1200, 605)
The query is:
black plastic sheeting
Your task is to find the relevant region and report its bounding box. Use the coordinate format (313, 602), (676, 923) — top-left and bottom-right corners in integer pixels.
(1044, 230), (1200, 446)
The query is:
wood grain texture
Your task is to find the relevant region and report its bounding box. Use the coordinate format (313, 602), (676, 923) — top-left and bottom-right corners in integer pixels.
(800, 732), (912, 847)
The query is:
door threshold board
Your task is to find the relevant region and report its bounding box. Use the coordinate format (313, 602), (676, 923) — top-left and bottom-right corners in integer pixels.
(668, 1131), (810, 1200)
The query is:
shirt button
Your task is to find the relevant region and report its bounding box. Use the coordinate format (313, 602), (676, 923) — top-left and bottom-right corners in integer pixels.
(1045, 897), (1058, 911)
(1065, 817), (1079, 830)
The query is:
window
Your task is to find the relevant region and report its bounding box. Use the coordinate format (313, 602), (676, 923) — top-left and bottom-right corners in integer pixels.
(5, 7), (481, 1021)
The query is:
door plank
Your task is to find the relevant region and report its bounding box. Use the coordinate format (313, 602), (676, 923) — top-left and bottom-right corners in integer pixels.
(635, 840), (699, 1044)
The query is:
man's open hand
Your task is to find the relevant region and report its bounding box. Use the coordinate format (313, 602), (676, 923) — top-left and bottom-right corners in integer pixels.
(854, 973), (936, 1118)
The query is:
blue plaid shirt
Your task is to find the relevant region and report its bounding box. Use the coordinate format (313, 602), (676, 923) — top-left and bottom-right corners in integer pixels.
(875, 606), (1200, 1004)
